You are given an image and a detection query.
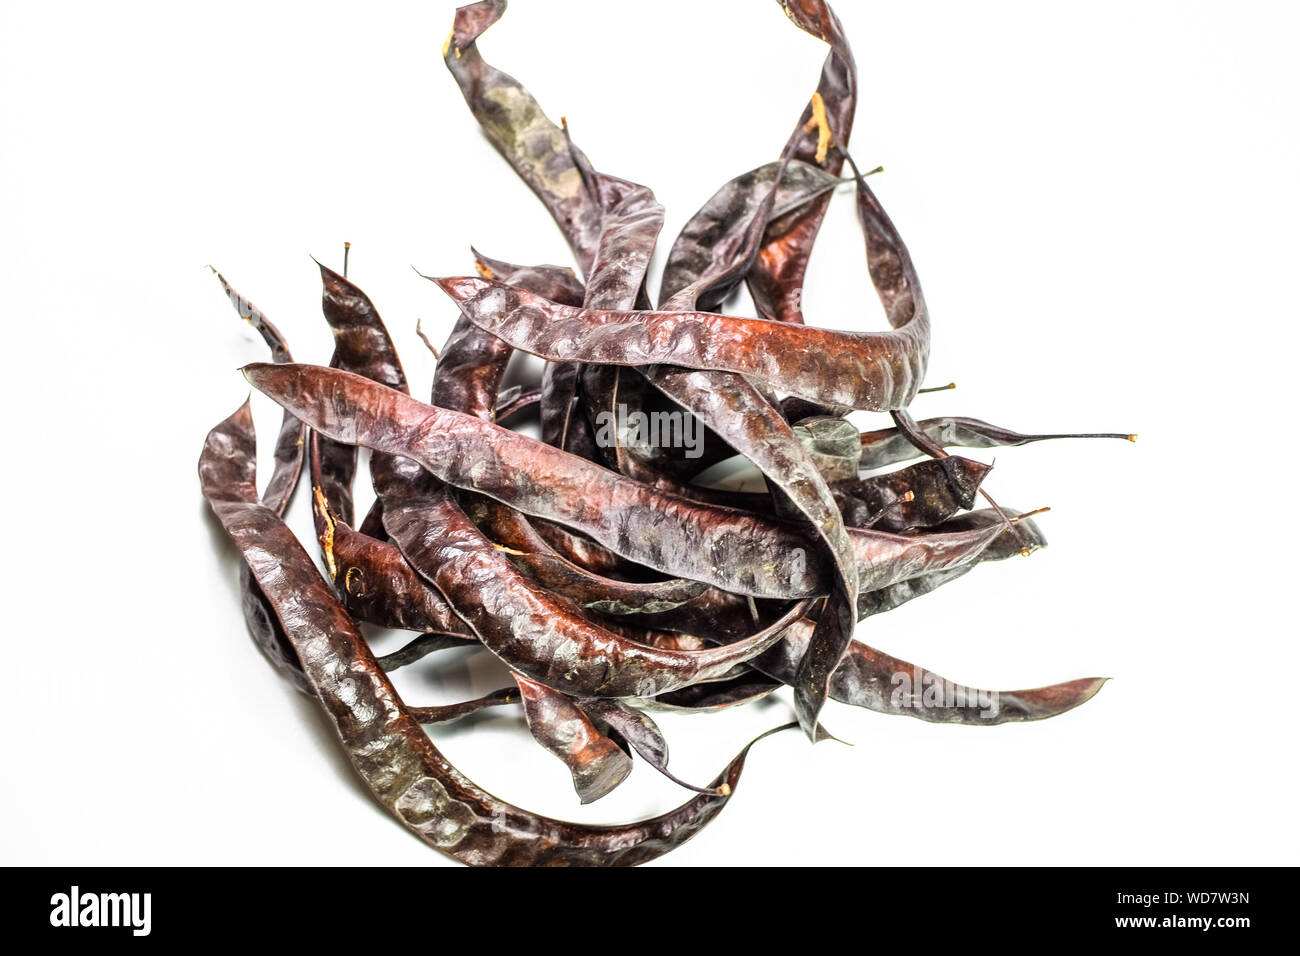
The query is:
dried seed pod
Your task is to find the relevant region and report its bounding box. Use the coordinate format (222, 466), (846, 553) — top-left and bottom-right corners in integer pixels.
(792, 416), (863, 484)
(856, 509), (1048, 619)
(646, 674), (784, 713)
(199, 0), (1123, 868)
(377, 633), (479, 673)
(513, 675), (634, 804)
(380, 478), (814, 698)
(434, 276), (928, 411)
(834, 456), (992, 531)
(502, 548), (709, 616)
(659, 160), (842, 312)
(580, 699), (722, 794)
(408, 687), (521, 724)
(749, 0), (857, 325)
(244, 362), (830, 598)
(758, 618), (1107, 725)
(432, 253), (712, 624)
(444, 0), (602, 272)
(201, 400), (788, 866)
(210, 269), (311, 694)
(433, 252), (585, 424)
(309, 437), (473, 637)
(859, 416), (1134, 470)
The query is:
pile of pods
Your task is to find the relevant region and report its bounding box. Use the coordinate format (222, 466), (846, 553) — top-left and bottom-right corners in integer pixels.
(200, 0), (1131, 865)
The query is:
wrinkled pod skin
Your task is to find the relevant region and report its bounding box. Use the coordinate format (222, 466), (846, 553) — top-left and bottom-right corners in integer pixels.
(439, 0), (909, 742)
(297, 279), (477, 638)
(331, 250), (658, 801)
(751, 618), (1107, 725)
(200, 401), (788, 866)
(381, 479), (814, 699)
(431, 254), (705, 616)
(245, 362), (829, 598)
(210, 269), (311, 694)
(513, 674), (633, 804)
(245, 363), (1014, 603)
(749, 0), (857, 325)
(435, 277), (928, 412)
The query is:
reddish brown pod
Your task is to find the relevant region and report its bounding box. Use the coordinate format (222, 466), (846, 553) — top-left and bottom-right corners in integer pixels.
(200, 0), (1130, 867)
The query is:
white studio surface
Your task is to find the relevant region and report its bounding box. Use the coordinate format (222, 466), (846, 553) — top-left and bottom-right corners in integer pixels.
(1, 0), (1296, 866)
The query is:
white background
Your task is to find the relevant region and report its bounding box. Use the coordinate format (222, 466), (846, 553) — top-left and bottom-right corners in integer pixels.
(2, 0), (1297, 866)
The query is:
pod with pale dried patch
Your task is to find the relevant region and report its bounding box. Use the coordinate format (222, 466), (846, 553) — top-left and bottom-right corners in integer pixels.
(443, 0), (602, 272)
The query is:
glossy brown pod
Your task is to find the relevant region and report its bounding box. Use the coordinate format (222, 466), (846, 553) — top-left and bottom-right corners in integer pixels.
(198, 0), (1125, 869)
(513, 675), (634, 804)
(434, 277), (929, 412)
(380, 479), (814, 699)
(201, 400), (784, 866)
(750, 0), (857, 325)
(858, 416), (1134, 470)
(210, 269), (310, 694)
